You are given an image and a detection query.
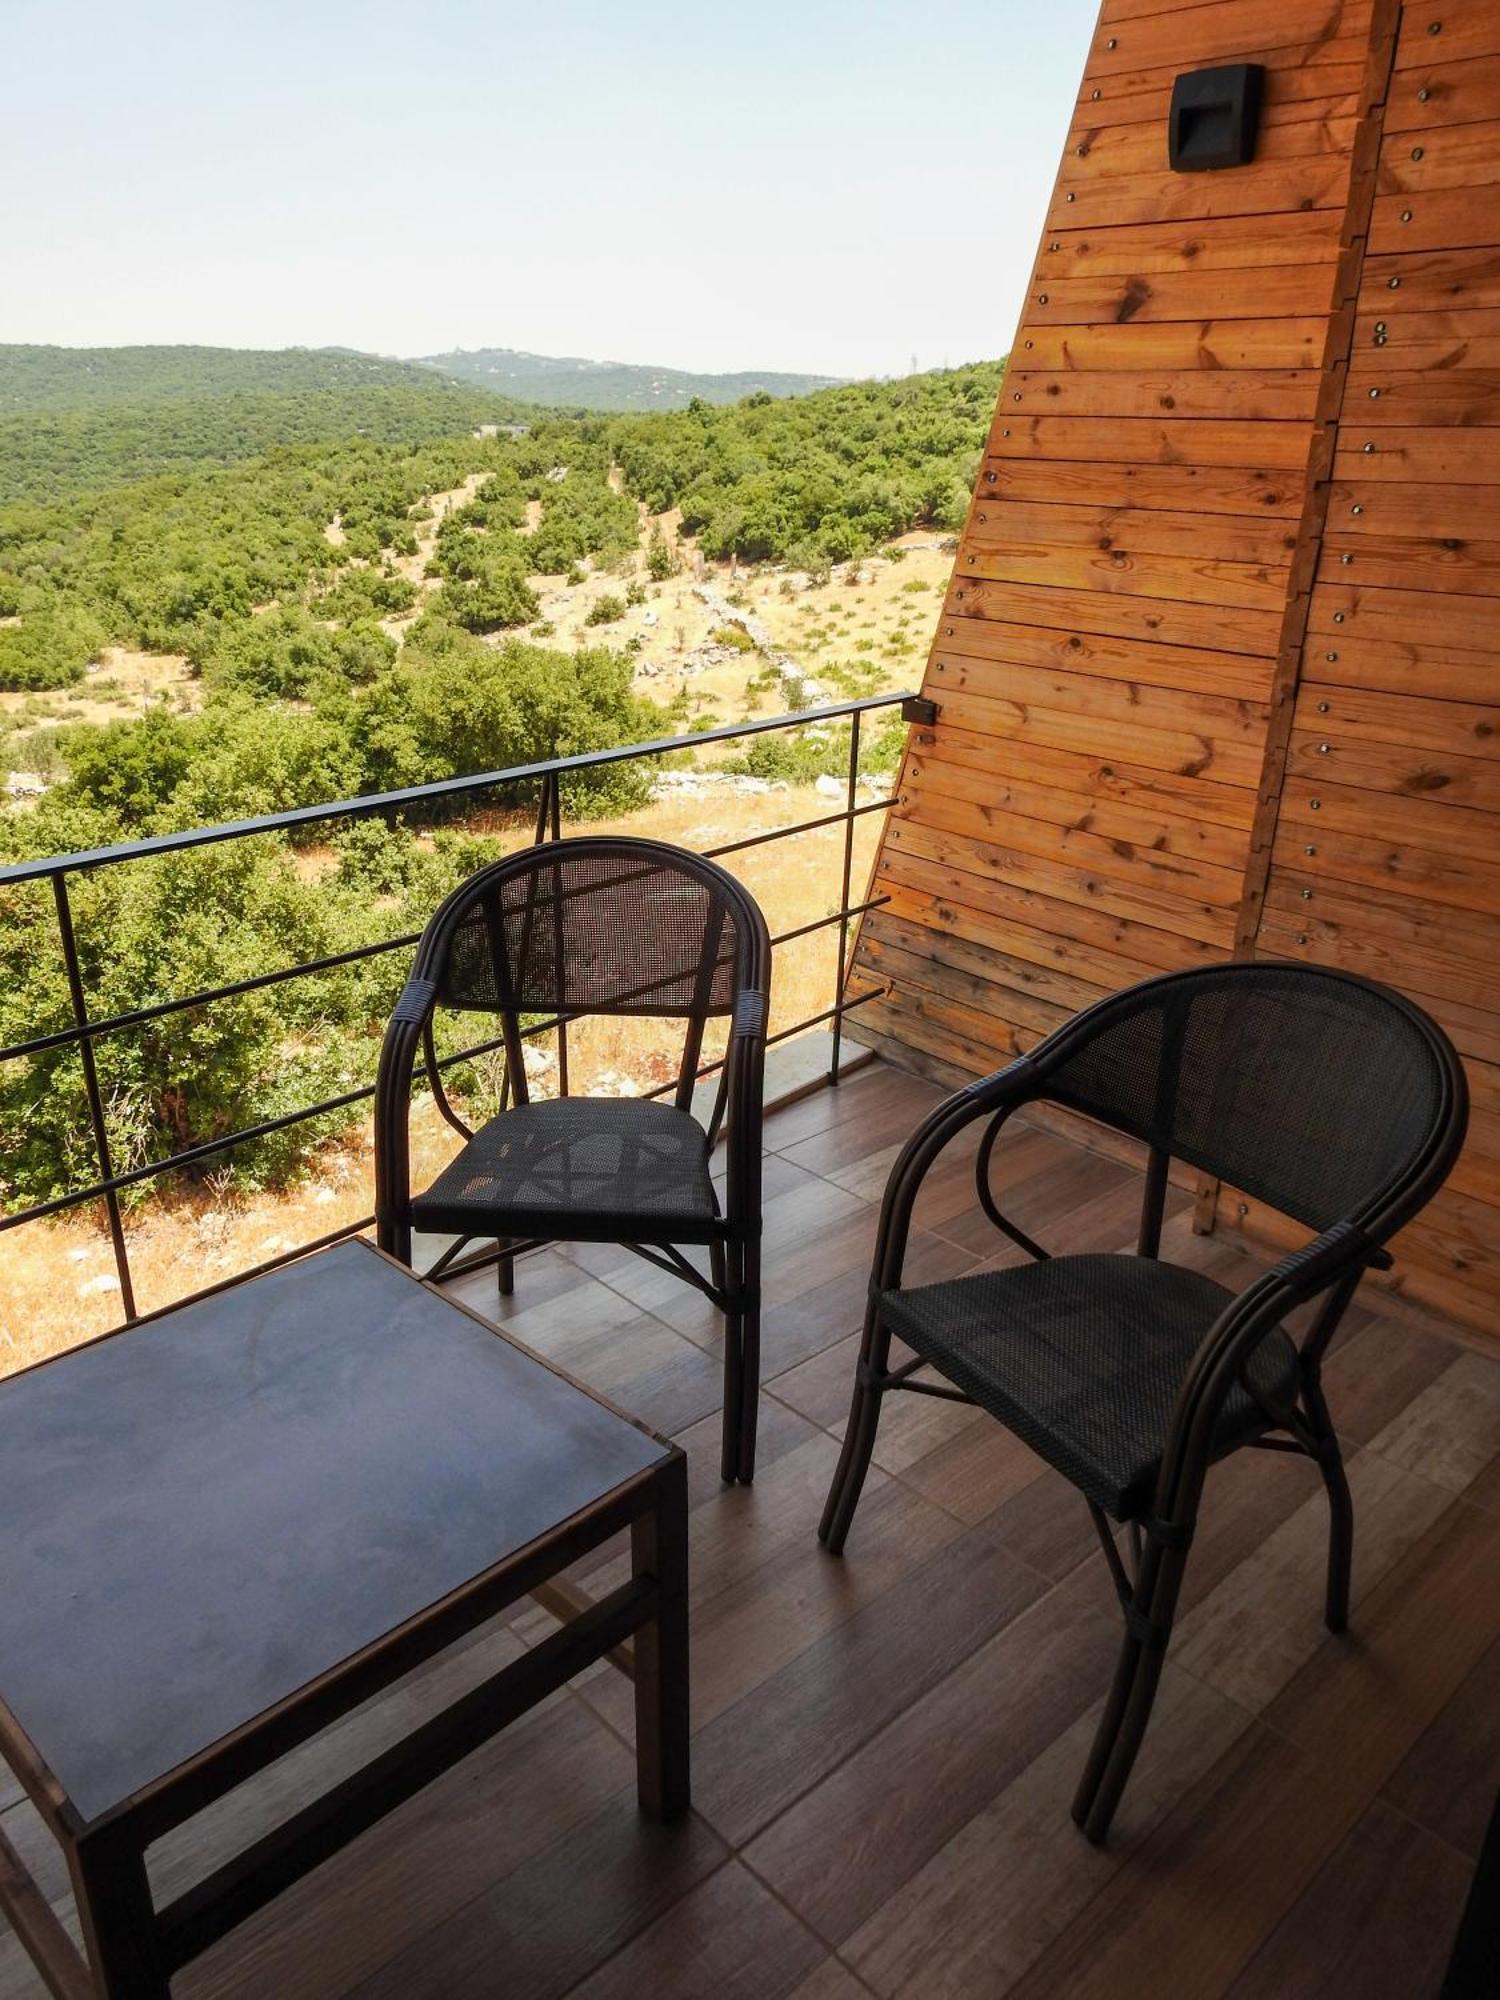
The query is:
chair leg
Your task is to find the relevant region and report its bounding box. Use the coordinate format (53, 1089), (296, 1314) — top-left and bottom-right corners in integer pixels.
(1306, 1381), (1354, 1633)
(818, 1301), (891, 1554)
(719, 1240), (744, 1487)
(736, 1237), (761, 1485)
(1073, 1540), (1188, 1845)
(496, 1241), (515, 1298)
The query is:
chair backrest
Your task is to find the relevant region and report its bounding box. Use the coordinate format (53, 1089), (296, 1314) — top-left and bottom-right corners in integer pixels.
(1033, 962), (1464, 1236)
(429, 837), (752, 1019)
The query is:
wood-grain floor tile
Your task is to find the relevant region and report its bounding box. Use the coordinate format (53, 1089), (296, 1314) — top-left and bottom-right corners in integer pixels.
(563, 1861), (826, 2000)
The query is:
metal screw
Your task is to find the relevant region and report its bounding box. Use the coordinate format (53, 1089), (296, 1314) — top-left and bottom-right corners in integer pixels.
(1091, 87), (1101, 100)
(1375, 322), (1386, 334)
(1369, 388), (1381, 398)
(1302, 888), (1315, 898)
(1375, 333), (1387, 345)
(1049, 241), (1060, 251)
(1237, 1203), (1249, 1217)
(1024, 339), (1033, 349)
(1317, 743), (1331, 755)
(1351, 504), (1363, 515)
(1417, 87), (1430, 101)
(1400, 209), (1413, 223)
(1411, 147), (1424, 160)
(1389, 276), (1402, 288)
(1304, 845), (1317, 856)
(1296, 935), (1308, 946)
(1427, 18), (1441, 31)
(1106, 36), (1117, 47)
(1077, 144), (1088, 155)
(1326, 651), (1338, 662)
(1333, 611), (1346, 623)
(1001, 428), (1010, 437)
(1038, 294), (1049, 304)
(1341, 552), (1354, 564)
(1362, 442), (1376, 453)
(1317, 701), (1330, 713)
(1310, 799), (1322, 810)
(1013, 392), (1022, 401)
(1065, 191), (1075, 201)
(985, 470), (997, 482)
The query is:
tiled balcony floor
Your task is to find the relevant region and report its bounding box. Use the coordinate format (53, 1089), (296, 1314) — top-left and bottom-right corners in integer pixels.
(3, 1059), (1498, 1999)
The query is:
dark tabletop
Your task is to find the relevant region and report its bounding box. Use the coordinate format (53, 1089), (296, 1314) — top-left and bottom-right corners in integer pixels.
(0, 1240), (667, 1824)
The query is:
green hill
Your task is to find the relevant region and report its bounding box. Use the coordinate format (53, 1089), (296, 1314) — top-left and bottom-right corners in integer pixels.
(413, 346), (844, 412)
(0, 345), (531, 506)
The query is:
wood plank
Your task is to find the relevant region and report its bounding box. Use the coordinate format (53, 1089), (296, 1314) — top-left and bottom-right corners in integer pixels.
(860, 910), (1110, 1036)
(1079, 40), (1376, 129)
(924, 719), (1262, 828)
(986, 414), (1315, 472)
(1045, 159), (1353, 230)
(980, 455), (1305, 517)
(1088, 0), (1374, 80)
(903, 747), (1253, 870)
(562, 1864), (825, 2000)
(1350, 305), (1500, 368)
(1384, 52), (1500, 134)
(946, 576), (1283, 667)
(1328, 473), (1500, 540)
(1358, 246), (1500, 313)
(926, 676), (1266, 790)
(1004, 369), (1322, 423)
(959, 538), (1289, 616)
(1384, 1628), (1500, 1859)
(1024, 264), (1340, 325)
(966, 498), (1299, 571)
(1015, 320), (1328, 373)
(1307, 577), (1500, 651)
(1290, 680), (1500, 756)
(1393, 0), (1500, 71)
(1263, 864), (1500, 987)
(1035, 213), (1347, 284)
(1061, 111), (1360, 185)
(1370, 186), (1500, 255)
(873, 844), (1226, 976)
(1376, 119), (1500, 195)
(1287, 727), (1500, 815)
(1302, 621), (1500, 701)
(894, 784), (1248, 909)
(884, 818), (1240, 948)
(1343, 366), (1500, 424)
(1275, 782), (1500, 910)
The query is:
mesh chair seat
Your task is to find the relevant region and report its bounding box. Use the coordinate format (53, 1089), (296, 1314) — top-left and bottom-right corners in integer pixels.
(879, 1253), (1300, 1519)
(411, 1096), (718, 1243)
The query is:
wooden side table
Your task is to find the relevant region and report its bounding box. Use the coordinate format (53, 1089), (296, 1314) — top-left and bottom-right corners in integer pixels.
(0, 1240), (687, 1998)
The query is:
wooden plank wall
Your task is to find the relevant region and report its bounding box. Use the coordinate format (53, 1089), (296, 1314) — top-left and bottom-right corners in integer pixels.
(847, 0), (1500, 1338)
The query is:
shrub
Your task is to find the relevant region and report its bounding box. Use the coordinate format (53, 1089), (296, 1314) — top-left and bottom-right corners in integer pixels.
(584, 594), (626, 626)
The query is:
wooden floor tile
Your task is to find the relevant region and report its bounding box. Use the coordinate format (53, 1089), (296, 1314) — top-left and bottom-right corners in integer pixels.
(563, 1861), (826, 2000)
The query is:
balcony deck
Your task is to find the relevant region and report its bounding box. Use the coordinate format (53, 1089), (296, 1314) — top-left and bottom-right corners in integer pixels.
(3, 1058), (1498, 2000)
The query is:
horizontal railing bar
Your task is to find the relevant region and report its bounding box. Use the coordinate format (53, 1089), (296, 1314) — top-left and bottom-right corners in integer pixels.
(0, 693), (912, 888)
(0, 930), (423, 1066)
(700, 794), (893, 861)
(766, 984), (884, 1049)
(769, 894), (888, 951)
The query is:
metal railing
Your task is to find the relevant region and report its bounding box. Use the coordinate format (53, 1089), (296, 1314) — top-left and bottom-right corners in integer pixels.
(0, 691), (922, 1326)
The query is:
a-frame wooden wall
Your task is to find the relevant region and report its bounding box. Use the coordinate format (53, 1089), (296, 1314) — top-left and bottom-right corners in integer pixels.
(848, 0), (1500, 1338)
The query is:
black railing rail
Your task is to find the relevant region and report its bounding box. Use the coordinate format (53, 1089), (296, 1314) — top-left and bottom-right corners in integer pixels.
(0, 691), (919, 1328)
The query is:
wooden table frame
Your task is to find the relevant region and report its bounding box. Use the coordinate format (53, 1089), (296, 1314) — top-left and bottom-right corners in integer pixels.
(0, 1275), (688, 2000)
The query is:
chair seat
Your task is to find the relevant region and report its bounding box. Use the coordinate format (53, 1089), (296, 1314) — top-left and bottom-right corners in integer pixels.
(878, 1253), (1300, 1520)
(412, 1096), (719, 1243)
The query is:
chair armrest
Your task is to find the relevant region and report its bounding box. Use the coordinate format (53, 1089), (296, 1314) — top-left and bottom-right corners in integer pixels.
(373, 983), (434, 1248)
(722, 989), (769, 1228)
(1153, 1218), (1390, 1523)
(872, 1056), (1041, 1290)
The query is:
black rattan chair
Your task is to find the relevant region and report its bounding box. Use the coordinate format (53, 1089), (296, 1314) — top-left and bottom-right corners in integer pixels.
(818, 962), (1467, 1840)
(375, 836), (771, 1483)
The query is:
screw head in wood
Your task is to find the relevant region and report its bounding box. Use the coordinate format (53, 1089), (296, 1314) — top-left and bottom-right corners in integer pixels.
(1317, 701), (1330, 712)
(1237, 1203), (1249, 1217)
(1326, 651), (1338, 662)
(1389, 276), (1402, 287)
(1302, 886), (1315, 897)
(1304, 845), (1317, 856)
(1296, 935), (1308, 946)
(1374, 322), (1386, 334)
(1362, 442), (1376, 453)
(1341, 552), (1354, 563)
(1091, 87), (1101, 99)
(1309, 799), (1321, 809)
(1106, 35), (1117, 47)
(1065, 192), (1075, 201)
(1024, 339), (1033, 349)
(1333, 611), (1346, 622)
(1427, 18), (1441, 30)
(1318, 743), (1331, 754)
(1417, 87), (1430, 100)
(1013, 392), (1022, 401)
(1411, 147), (1424, 160)
(1038, 294), (1048, 304)
(1401, 209), (1413, 222)
(1369, 387), (1381, 398)
(1351, 504), (1363, 514)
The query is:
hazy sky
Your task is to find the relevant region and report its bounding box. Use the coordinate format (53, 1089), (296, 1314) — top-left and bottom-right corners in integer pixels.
(6, 1), (1099, 376)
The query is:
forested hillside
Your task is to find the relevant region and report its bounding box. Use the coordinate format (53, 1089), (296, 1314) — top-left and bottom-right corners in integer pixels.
(0, 344), (532, 506)
(416, 346), (843, 411)
(0, 359), (998, 1214)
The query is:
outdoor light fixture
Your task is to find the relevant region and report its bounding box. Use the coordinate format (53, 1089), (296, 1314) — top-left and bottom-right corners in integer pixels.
(1168, 63), (1264, 171)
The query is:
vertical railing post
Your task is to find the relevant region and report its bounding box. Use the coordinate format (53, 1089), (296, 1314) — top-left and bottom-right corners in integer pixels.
(51, 871), (137, 1320)
(829, 710), (862, 1086)
(542, 770), (569, 1097)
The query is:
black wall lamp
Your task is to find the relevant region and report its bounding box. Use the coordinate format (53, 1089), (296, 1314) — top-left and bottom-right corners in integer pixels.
(1168, 63), (1264, 171)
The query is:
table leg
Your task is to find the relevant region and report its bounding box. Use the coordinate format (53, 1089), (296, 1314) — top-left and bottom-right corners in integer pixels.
(632, 1453), (690, 1821)
(69, 1822), (170, 1999)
